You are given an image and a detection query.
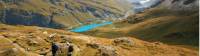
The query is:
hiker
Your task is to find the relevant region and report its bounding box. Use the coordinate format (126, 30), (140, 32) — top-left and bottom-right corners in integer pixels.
(66, 42), (74, 56)
(67, 45), (74, 56)
(52, 42), (59, 56)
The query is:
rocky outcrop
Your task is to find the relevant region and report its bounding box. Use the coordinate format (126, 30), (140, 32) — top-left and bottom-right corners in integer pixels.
(113, 37), (134, 47)
(87, 43), (118, 56)
(97, 46), (118, 56)
(2, 8), (65, 28)
(0, 24), (198, 56)
(130, 0), (198, 13)
(158, 0), (199, 11)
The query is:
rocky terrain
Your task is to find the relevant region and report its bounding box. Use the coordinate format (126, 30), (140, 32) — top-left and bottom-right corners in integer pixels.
(0, 0), (199, 56)
(159, 0), (198, 11)
(0, 24), (198, 56)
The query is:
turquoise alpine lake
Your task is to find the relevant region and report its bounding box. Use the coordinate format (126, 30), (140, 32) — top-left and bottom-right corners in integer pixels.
(70, 21), (113, 32)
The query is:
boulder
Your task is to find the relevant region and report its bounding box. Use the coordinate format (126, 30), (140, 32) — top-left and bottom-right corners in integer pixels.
(86, 43), (101, 49)
(97, 46), (118, 56)
(27, 39), (39, 46)
(113, 37), (134, 47)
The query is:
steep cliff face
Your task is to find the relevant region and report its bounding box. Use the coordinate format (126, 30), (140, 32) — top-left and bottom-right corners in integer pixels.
(158, 0), (199, 11)
(0, 0), (133, 29)
(130, 0), (162, 13)
(130, 0), (198, 13)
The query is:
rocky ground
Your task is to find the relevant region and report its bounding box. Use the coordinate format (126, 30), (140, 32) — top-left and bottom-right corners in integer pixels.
(0, 0), (198, 56)
(0, 24), (198, 56)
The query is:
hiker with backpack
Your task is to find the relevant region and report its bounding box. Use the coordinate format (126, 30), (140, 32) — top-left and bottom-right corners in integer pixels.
(51, 42), (59, 56)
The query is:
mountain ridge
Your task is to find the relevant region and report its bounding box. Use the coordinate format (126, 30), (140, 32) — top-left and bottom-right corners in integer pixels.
(0, 0), (133, 29)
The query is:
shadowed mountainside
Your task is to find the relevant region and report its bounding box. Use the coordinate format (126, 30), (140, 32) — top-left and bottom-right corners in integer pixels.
(0, 0), (133, 29)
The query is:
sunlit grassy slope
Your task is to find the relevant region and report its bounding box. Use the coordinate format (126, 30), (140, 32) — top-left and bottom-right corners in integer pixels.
(0, 24), (198, 56)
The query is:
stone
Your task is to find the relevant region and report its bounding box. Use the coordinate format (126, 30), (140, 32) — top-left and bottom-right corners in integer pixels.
(49, 33), (57, 38)
(113, 37), (134, 47)
(43, 31), (48, 35)
(38, 48), (49, 55)
(27, 39), (39, 46)
(60, 35), (73, 43)
(86, 43), (100, 49)
(97, 46), (118, 56)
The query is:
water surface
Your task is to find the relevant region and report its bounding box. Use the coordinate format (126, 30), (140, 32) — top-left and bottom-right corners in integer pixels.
(70, 22), (112, 32)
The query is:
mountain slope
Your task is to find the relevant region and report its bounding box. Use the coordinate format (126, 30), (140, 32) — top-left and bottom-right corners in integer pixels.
(0, 24), (198, 56)
(0, 0), (133, 29)
(82, 0), (199, 49)
(158, 0), (198, 11)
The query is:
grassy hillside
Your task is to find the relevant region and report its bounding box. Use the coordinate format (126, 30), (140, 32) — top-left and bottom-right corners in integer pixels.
(0, 0), (133, 29)
(82, 7), (199, 49)
(0, 24), (198, 56)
